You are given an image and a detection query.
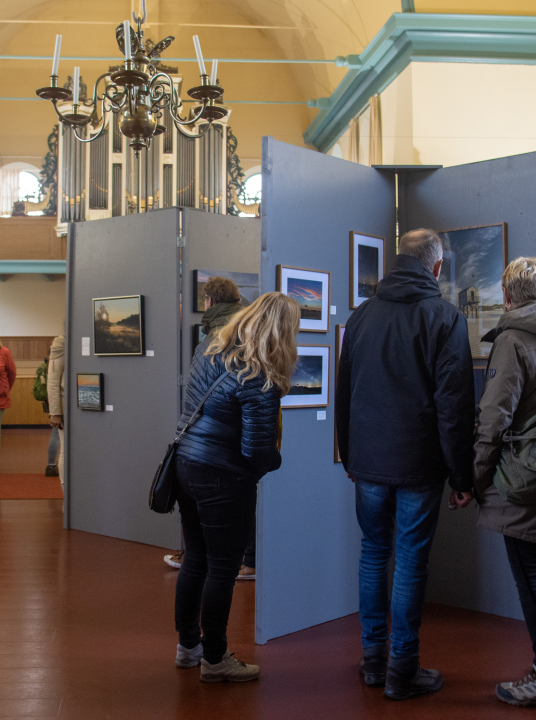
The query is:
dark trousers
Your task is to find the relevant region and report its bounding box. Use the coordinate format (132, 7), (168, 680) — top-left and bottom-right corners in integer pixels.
(504, 535), (536, 666)
(174, 458), (257, 664)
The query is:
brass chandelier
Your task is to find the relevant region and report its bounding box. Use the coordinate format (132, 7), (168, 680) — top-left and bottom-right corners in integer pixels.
(36, 1), (227, 155)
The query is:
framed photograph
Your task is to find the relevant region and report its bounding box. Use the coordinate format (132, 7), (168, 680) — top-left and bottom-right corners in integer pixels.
(192, 324), (208, 355)
(334, 325), (345, 463)
(350, 232), (385, 309)
(77, 373), (104, 411)
(193, 270), (260, 312)
(282, 345), (330, 409)
(276, 265), (330, 333)
(437, 223), (508, 359)
(93, 295), (144, 356)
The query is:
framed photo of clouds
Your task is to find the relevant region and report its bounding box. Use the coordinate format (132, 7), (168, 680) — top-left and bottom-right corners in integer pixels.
(77, 373), (104, 411)
(93, 295), (144, 356)
(350, 232), (385, 308)
(276, 265), (330, 332)
(193, 270), (260, 313)
(282, 345), (330, 409)
(437, 223), (508, 359)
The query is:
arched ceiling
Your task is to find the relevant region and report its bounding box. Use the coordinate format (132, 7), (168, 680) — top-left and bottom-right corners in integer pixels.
(0, 0), (534, 168)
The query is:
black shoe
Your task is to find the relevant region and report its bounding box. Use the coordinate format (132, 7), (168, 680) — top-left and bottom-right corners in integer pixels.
(359, 644), (388, 686)
(384, 655), (443, 700)
(45, 465), (59, 477)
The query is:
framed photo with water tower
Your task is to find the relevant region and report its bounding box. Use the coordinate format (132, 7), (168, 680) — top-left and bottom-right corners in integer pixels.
(437, 223), (508, 360)
(350, 232), (385, 309)
(93, 295), (145, 356)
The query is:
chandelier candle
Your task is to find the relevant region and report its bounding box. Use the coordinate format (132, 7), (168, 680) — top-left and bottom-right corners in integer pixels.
(72, 66), (80, 106)
(210, 60), (218, 86)
(193, 35), (206, 76)
(51, 35), (62, 77)
(124, 21), (132, 62)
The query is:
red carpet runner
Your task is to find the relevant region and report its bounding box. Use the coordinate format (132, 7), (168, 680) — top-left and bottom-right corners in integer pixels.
(0, 473), (63, 499)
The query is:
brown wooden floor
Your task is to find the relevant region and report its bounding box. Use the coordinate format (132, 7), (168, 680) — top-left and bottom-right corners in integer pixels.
(0, 497), (535, 719)
(0, 429), (52, 475)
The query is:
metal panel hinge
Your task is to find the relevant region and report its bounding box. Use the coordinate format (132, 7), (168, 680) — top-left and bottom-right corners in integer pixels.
(177, 235), (186, 247)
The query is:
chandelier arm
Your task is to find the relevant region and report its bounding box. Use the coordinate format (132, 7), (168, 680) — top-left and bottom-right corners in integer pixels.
(89, 73), (112, 104)
(51, 99), (94, 128)
(169, 99), (207, 127)
(73, 101), (109, 142)
(176, 121), (212, 139)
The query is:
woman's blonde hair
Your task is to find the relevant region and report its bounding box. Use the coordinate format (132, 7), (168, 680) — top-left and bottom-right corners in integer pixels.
(205, 291), (300, 395)
(502, 257), (536, 305)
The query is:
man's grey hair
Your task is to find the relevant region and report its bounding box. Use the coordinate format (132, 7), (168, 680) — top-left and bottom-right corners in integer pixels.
(399, 228), (443, 273)
(502, 257), (536, 305)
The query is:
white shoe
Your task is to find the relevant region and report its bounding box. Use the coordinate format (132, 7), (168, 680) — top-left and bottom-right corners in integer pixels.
(496, 665), (536, 706)
(200, 651), (260, 683)
(176, 643), (203, 667)
(164, 551), (184, 569)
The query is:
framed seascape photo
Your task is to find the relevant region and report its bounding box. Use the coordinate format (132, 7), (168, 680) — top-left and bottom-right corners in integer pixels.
(350, 232), (385, 309)
(93, 295), (144, 356)
(193, 270), (260, 312)
(77, 373), (104, 411)
(192, 324), (208, 356)
(437, 223), (508, 359)
(282, 345), (330, 409)
(334, 325), (345, 463)
(276, 265), (330, 333)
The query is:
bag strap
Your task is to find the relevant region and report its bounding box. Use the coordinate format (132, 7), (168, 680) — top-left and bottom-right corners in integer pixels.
(174, 370), (230, 443)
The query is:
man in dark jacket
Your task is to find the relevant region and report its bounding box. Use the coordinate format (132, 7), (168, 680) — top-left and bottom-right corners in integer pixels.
(336, 228), (474, 701)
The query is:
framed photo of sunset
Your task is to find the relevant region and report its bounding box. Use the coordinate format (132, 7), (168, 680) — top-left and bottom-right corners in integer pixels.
(276, 265), (331, 332)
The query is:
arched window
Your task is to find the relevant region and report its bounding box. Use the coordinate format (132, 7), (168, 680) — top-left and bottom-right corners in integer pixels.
(0, 162), (42, 217)
(237, 170), (261, 218)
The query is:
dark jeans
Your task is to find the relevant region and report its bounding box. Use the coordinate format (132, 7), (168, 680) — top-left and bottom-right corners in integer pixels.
(244, 520), (256, 569)
(504, 535), (536, 666)
(174, 458), (257, 664)
(355, 479), (444, 658)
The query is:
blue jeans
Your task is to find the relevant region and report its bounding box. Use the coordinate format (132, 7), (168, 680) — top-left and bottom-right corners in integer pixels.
(504, 535), (536, 666)
(48, 427), (60, 465)
(174, 458), (257, 664)
(355, 479), (444, 658)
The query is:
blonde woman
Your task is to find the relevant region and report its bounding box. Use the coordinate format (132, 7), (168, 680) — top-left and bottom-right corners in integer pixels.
(173, 292), (300, 683)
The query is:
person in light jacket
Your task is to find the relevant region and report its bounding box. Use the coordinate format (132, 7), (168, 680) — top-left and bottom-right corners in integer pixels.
(475, 257), (536, 707)
(0, 340), (16, 452)
(48, 335), (65, 489)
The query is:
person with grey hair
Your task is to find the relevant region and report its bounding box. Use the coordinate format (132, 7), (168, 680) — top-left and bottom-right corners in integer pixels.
(336, 228), (475, 701)
(474, 257), (536, 706)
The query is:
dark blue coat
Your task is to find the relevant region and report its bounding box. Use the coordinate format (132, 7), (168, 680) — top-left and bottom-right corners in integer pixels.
(176, 342), (282, 480)
(335, 254), (474, 491)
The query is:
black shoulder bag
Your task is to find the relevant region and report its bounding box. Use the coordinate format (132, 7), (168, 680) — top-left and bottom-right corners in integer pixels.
(149, 371), (230, 514)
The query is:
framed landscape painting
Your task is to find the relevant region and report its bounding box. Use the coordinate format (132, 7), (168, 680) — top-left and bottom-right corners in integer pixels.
(193, 270), (260, 312)
(334, 325), (345, 463)
(77, 373), (104, 411)
(276, 265), (330, 332)
(93, 295), (144, 356)
(282, 345), (330, 409)
(437, 223), (507, 359)
(350, 232), (385, 308)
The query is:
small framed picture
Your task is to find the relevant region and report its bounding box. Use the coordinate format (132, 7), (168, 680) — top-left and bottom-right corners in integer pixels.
(282, 345), (330, 409)
(77, 373), (104, 411)
(93, 295), (144, 356)
(192, 324), (208, 356)
(334, 326), (345, 463)
(350, 232), (385, 308)
(276, 265), (330, 332)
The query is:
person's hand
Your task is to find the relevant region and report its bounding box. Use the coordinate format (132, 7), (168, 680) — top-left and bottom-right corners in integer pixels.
(50, 415), (63, 429)
(346, 472), (355, 483)
(448, 489), (473, 510)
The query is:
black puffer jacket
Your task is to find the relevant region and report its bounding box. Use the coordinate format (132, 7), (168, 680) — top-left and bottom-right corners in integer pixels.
(176, 342), (282, 480)
(335, 254), (474, 491)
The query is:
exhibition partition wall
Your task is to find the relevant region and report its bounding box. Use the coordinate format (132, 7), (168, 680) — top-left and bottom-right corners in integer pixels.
(257, 137), (396, 643)
(399, 152), (536, 621)
(65, 208), (260, 548)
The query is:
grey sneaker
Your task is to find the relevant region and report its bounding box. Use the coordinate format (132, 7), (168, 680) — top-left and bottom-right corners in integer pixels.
(176, 642), (203, 668)
(200, 651), (260, 683)
(496, 665), (536, 706)
(164, 551), (184, 569)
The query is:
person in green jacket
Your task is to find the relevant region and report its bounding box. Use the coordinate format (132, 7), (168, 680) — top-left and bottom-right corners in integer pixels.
(164, 276), (255, 575)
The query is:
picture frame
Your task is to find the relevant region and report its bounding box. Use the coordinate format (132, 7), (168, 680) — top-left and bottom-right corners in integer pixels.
(192, 324), (208, 356)
(93, 295), (144, 356)
(282, 345), (330, 409)
(437, 223), (508, 359)
(350, 232), (385, 309)
(77, 373), (104, 411)
(334, 325), (345, 463)
(276, 265), (331, 333)
(193, 270), (260, 313)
